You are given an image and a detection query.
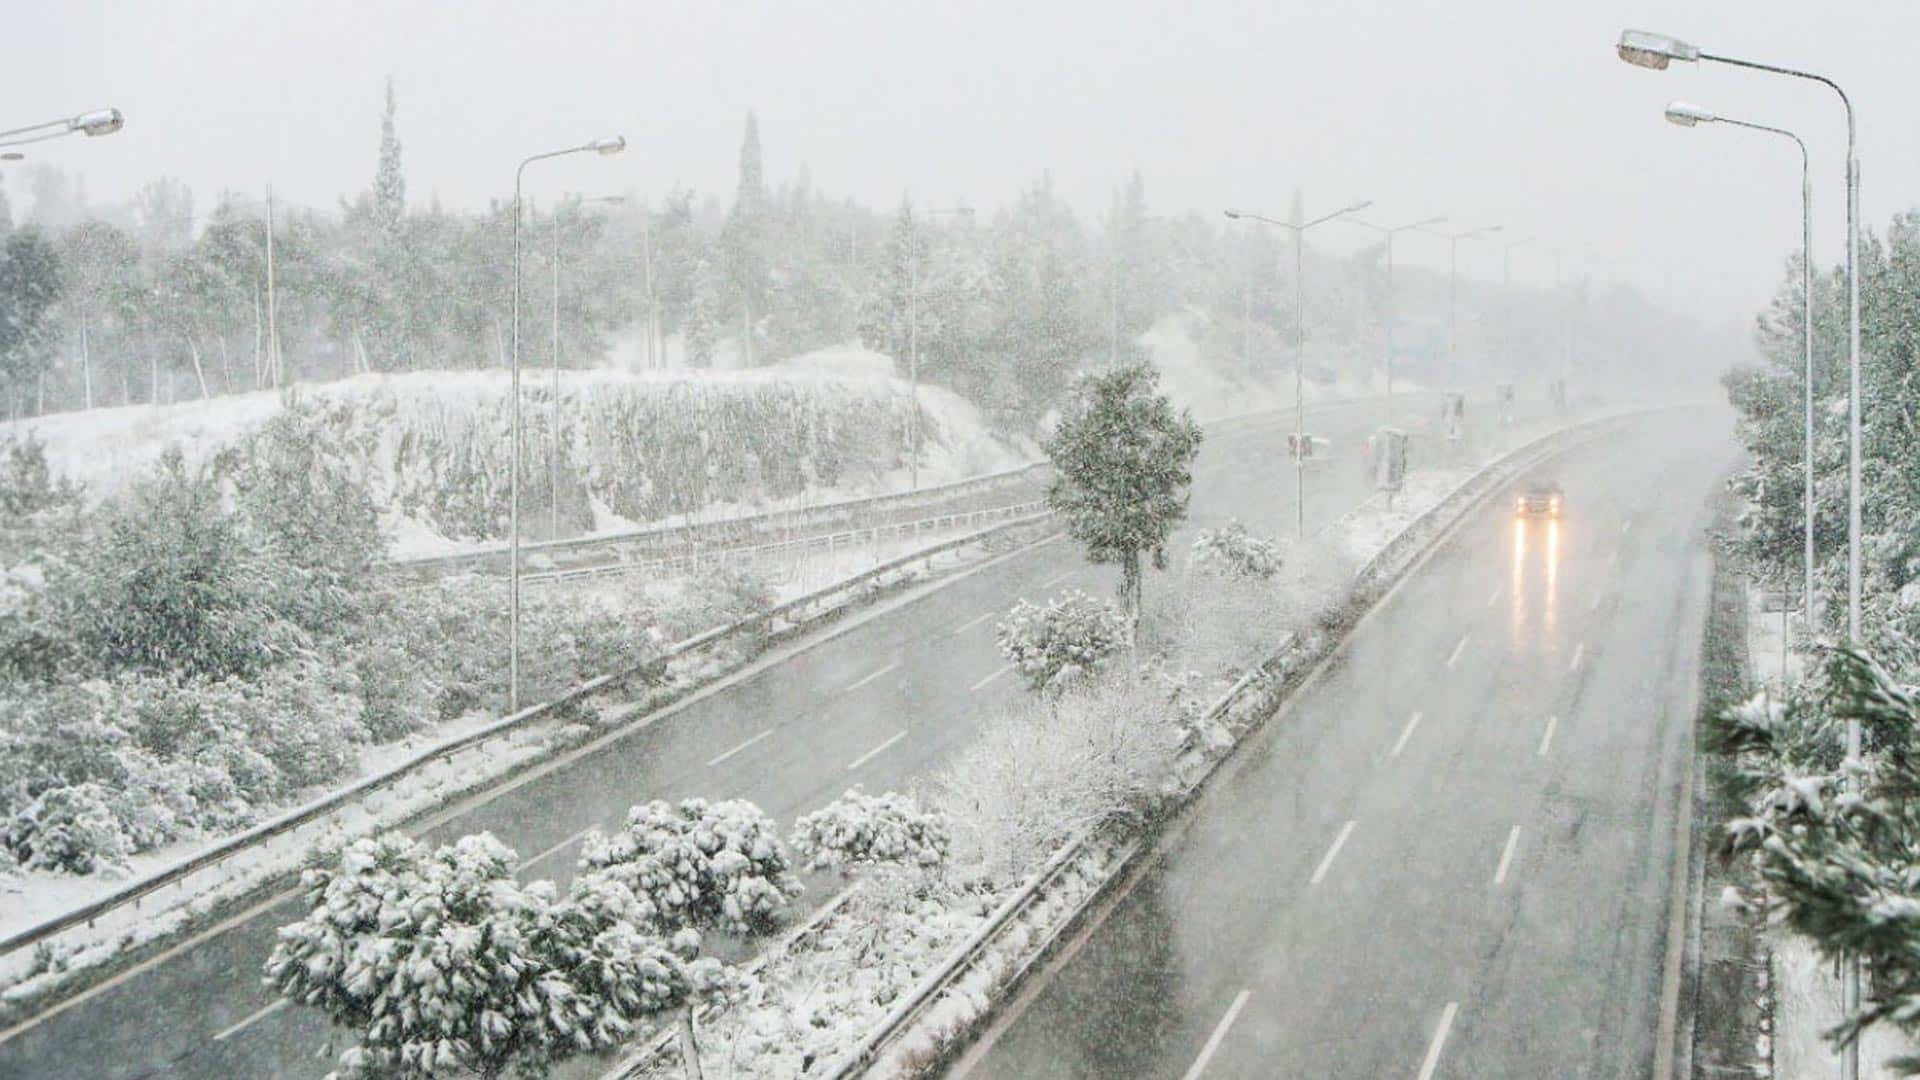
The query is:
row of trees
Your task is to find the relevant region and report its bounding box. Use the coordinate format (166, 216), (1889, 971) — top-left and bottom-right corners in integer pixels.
(1713, 209), (1920, 1068)
(0, 78), (1718, 428)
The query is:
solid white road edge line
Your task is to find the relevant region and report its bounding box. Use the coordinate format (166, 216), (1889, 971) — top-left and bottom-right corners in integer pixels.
(1179, 989), (1252, 1080)
(969, 664), (1012, 692)
(1310, 821), (1357, 886)
(1391, 712), (1424, 758)
(843, 661), (899, 693)
(706, 728), (775, 768)
(212, 997), (289, 1042)
(1415, 1002), (1460, 1080)
(1446, 634), (1471, 668)
(1538, 716), (1557, 757)
(1494, 825), (1522, 886)
(847, 730), (908, 771)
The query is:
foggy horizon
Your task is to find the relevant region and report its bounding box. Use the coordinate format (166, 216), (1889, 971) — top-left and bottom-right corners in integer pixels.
(10, 0), (1919, 346)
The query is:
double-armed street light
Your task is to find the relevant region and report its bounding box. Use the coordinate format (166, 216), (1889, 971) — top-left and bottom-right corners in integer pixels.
(0, 108), (124, 150)
(1665, 100), (1817, 631)
(1418, 223), (1503, 388)
(1224, 199), (1372, 538)
(907, 204), (974, 491)
(1618, 28), (1864, 1077)
(510, 135), (625, 713)
(1343, 215), (1447, 428)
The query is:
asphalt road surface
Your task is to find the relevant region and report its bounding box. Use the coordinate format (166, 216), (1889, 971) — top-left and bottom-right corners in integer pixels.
(949, 405), (1735, 1080)
(0, 389), (1547, 1079)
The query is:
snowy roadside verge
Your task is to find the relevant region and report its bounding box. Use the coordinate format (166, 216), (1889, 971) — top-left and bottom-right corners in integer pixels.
(0, 510), (1062, 1031)
(830, 409), (1649, 1078)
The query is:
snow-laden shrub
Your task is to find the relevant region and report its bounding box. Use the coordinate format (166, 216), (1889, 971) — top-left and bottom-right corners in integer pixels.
(266, 830), (702, 1080)
(995, 589), (1130, 694)
(5, 783), (129, 874)
(242, 661), (366, 791)
(329, 636), (438, 743)
(791, 788), (951, 874)
(933, 672), (1178, 882)
(578, 797), (803, 938)
(0, 432), (82, 522)
(1190, 519), (1281, 580)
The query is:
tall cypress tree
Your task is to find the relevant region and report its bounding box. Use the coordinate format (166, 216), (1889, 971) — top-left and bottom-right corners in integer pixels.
(722, 111), (769, 364)
(373, 76), (405, 241)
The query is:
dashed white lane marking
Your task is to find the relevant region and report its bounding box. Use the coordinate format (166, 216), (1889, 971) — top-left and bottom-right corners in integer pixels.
(1590, 588), (1603, 611)
(969, 664), (1012, 692)
(1415, 1002), (1460, 1080)
(1486, 586), (1502, 607)
(1569, 642), (1585, 672)
(1310, 820), (1357, 885)
(844, 661), (899, 692)
(520, 825), (597, 870)
(1538, 716), (1558, 757)
(706, 728), (774, 767)
(1391, 712), (1424, 758)
(954, 611), (996, 634)
(1179, 989), (1253, 1080)
(847, 730), (908, 771)
(1494, 825), (1522, 885)
(212, 998), (288, 1042)
(1622, 518), (1633, 533)
(1446, 634), (1471, 668)
(1040, 570), (1075, 589)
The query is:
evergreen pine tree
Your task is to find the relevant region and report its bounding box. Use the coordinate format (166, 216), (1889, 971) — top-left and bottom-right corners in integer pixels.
(721, 111), (769, 364)
(373, 75), (406, 241)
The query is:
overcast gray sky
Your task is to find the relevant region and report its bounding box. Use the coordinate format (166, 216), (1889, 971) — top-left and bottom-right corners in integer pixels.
(9, 0), (1916, 337)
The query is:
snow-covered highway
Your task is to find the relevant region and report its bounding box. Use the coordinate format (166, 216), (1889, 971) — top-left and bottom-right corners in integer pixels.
(948, 406), (1735, 1079)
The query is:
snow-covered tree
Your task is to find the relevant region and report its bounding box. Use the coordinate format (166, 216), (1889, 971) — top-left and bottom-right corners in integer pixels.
(995, 589), (1130, 694)
(266, 831), (684, 1080)
(0, 228), (63, 417)
(1044, 361), (1203, 615)
(373, 75), (406, 242)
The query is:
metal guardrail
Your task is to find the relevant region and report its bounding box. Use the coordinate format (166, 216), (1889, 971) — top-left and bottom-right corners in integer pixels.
(392, 461), (1054, 576)
(820, 410), (1647, 1078)
(0, 509), (1062, 970)
(522, 501), (1050, 586)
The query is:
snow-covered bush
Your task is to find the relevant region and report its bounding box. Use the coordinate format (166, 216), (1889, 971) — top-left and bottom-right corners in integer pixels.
(0, 432), (82, 522)
(5, 783), (128, 874)
(267, 831), (703, 1080)
(1190, 519), (1281, 579)
(995, 589), (1129, 694)
(577, 797), (803, 938)
(791, 788), (951, 874)
(933, 672), (1178, 881)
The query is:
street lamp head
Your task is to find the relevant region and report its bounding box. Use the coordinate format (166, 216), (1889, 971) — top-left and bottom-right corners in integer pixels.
(72, 108), (124, 137)
(0, 152), (22, 162)
(1617, 29), (1700, 70)
(1340, 200), (1373, 215)
(589, 135), (626, 155)
(1664, 100), (1717, 127)
(1412, 215), (1449, 229)
(1224, 209), (1245, 220)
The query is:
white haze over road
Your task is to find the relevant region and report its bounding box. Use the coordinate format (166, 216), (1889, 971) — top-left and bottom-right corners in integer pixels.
(9, 0), (1919, 335)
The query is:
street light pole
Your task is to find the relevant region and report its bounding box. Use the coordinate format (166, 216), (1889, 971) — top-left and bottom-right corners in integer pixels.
(1618, 30), (1864, 1078)
(510, 135), (625, 713)
(1345, 215), (1446, 429)
(1664, 100), (1817, 628)
(1423, 224), (1503, 387)
(1225, 200), (1372, 538)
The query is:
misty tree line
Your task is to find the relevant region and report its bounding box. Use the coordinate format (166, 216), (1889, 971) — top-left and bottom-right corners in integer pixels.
(0, 77), (1713, 425)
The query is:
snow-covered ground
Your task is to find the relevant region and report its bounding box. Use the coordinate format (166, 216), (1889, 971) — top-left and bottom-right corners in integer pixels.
(2, 354), (1033, 560)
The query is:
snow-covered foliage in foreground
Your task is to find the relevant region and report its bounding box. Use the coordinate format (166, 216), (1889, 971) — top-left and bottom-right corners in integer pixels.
(993, 589), (1129, 695)
(1189, 518), (1281, 580)
(6, 366), (1029, 556)
(791, 789), (952, 874)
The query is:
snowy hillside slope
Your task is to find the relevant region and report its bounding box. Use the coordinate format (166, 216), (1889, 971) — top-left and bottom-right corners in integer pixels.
(5, 357), (1030, 559)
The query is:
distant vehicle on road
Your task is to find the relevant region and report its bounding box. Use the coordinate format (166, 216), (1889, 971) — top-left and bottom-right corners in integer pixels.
(1515, 481), (1564, 518)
